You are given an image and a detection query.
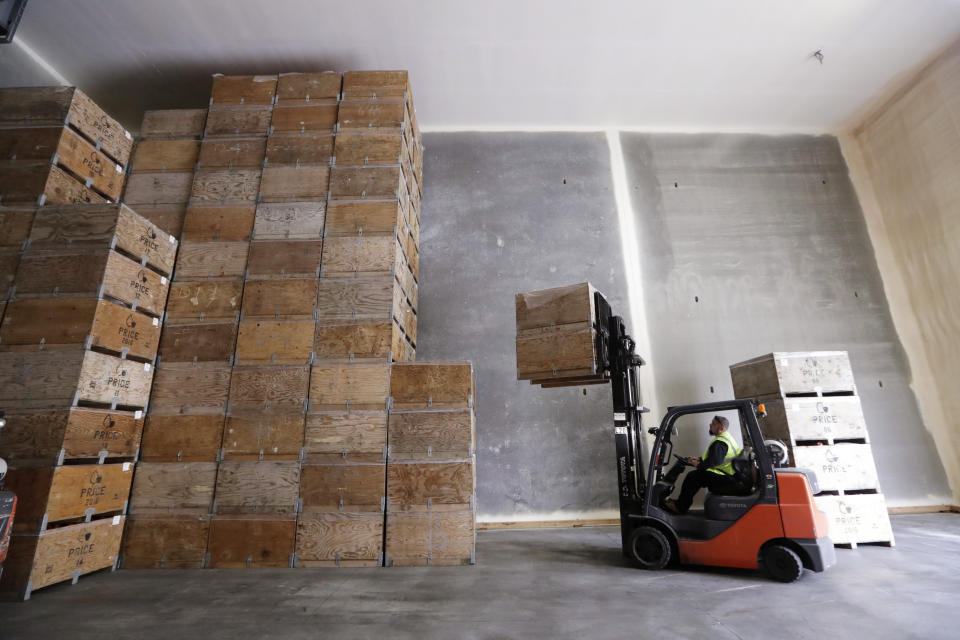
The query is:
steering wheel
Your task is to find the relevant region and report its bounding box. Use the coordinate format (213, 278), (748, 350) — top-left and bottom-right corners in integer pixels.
(673, 454), (695, 467)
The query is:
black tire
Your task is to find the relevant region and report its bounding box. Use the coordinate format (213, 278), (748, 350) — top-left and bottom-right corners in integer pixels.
(630, 526), (671, 570)
(762, 544), (803, 582)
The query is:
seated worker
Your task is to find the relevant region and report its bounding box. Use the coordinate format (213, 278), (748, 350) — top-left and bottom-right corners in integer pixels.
(662, 415), (742, 515)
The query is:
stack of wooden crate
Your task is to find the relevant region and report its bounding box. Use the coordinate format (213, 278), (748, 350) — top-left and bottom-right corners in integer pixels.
(123, 108), (208, 237)
(0, 203), (177, 598)
(730, 351), (895, 547)
(0, 87), (133, 208)
(515, 282), (607, 388)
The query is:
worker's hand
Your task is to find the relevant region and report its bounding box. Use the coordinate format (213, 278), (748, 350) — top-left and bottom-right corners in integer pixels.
(686, 457), (700, 467)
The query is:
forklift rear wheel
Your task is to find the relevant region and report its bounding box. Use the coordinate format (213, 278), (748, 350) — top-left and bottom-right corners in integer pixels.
(630, 526), (671, 570)
(762, 544), (803, 582)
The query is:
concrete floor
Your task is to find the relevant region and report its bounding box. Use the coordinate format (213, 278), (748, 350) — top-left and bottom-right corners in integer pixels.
(2, 513), (958, 639)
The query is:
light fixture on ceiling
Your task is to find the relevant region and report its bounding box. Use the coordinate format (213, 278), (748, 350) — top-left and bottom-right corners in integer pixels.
(0, 0), (27, 44)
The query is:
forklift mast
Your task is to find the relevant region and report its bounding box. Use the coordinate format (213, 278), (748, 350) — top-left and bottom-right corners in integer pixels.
(594, 292), (648, 549)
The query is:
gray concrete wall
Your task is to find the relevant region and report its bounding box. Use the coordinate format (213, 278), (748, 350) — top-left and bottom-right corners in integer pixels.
(419, 131), (953, 518)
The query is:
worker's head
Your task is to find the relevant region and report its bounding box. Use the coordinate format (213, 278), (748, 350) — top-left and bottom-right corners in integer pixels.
(709, 415), (729, 436)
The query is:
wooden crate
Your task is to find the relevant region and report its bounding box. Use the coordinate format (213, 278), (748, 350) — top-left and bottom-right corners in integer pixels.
(756, 396), (868, 444)
(149, 362), (232, 415)
(0, 86), (133, 165)
(390, 362), (474, 410)
(139, 109), (208, 140)
(388, 409), (475, 461)
(122, 171), (194, 206)
(334, 129), (409, 167)
(158, 321), (238, 363)
(320, 234), (407, 277)
(117, 204), (186, 239)
(15, 248), (170, 317)
(173, 241), (249, 279)
(730, 351), (856, 398)
(241, 279), (317, 319)
(792, 444), (880, 492)
(304, 411), (387, 462)
(315, 275), (406, 324)
(221, 410), (304, 461)
(210, 75), (278, 107)
(0, 246), (20, 300)
(0, 164), (106, 206)
(300, 461), (386, 511)
(228, 365), (310, 413)
(385, 510), (474, 567)
(203, 106), (273, 138)
(324, 199), (407, 238)
(295, 511), (382, 567)
(246, 239), (323, 279)
(338, 100), (408, 130)
(130, 139), (201, 173)
(127, 462), (217, 515)
(813, 493), (894, 546)
(235, 319), (316, 365)
(308, 363), (390, 411)
(0, 349), (154, 410)
(328, 165), (406, 201)
(213, 460), (301, 515)
(265, 133), (335, 167)
(259, 165), (330, 203)
(197, 137), (267, 170)
(181, 205), (256, 242)
(515, 282), (601, 382)
(276, 72), (341, 104)
(0, 205), (36, 249)
(207, 515), (295, 568)
(0, 408), (143, 466)
(252, 201), (325, 240)
(314, 319), (408, 364)
(0, 516), (125, 600)
(0, 297), (161, 361)
(270, 103), (339, 133)
(27, 203), (177, 276)
(4, 463), (134, 533)
(139, 414), (224, 462)
(387, 460), (475, 512)
(190, 169), (261, 205)
(165, 279), (242, 324)
(0, 126), (125, 200)
(120, 514), (210, 569)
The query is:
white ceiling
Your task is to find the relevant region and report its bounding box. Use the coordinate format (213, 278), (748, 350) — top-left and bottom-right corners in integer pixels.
(5, 0), (960, 132)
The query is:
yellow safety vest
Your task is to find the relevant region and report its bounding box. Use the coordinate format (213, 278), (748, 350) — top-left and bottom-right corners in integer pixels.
(702, 431), (741, 476)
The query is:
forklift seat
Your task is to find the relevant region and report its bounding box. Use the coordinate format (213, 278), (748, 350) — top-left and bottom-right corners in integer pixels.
(704, 490), (761, 521)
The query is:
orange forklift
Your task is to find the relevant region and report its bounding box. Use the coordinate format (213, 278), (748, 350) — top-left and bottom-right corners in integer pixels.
(593, 293), (835, 582)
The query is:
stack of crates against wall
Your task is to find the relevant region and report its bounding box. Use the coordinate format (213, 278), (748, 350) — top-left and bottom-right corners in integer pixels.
(0, 204), (176, 598)
(0, 87), (132, 208)
(327, 71), (420, 361)
(0, 205), (36, 319)
(122, 108), (208, 237)
(384, 362), (476, 567)
(730, 351), (894, 547)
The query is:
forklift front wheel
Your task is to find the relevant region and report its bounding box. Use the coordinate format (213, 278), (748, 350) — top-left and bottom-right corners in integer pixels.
(761, 543), (803, 583)
(629, 526), (671, 570)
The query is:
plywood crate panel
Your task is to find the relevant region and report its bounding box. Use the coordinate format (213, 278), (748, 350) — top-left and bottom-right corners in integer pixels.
(304, 411), (387, 462)
(207, 515), (295, 568)
(0, 516), (125, 600)
(0, 205), (36, 248)
(276, 72), (341, 104)
(387, 460), (475, 512)
(757, 396), (868, 444)
(0, 126), (125, 200)
(222, 410), (305, 461)
(130, 139), (201, 173)
(190, 169), (261, 205)
(792, 444), (880, 492)
(320, 234), (408, 277)
(149, 362), (232, 415)
(117, 204), (186, 240)
(128, 462), (217, 515)
(203, 106), (273, 138)
(181, 205), (256, 242)
(1, 297), (161, 361)
(388, 409), (475, 461)
(228, 365), (309, 413)
(139, 414), (225, 462)
(300, 461), (385, 511)
(213, 461), (301, 515)
(259, 165), (330, 203)
(210, 75), (278, 107)
(123, 171), (194, 206)
(158, 321), (238, 363)
(0, 86), (133, 165)
(730, 351), (856, 398)
(308, 363), (390, 411)
(235, 319), (316, 365)
(385, 510), (474, 567)
(0, 349), (154, 410)
(324, 199), (407, 238)
(241, 279), (317, 319)
(334, 129), (408, 167)
(197, 137), (267, 170)
(0, 164), (106, 206)
(0, 246), (21, 299)
(120, 515), (210, 569)
(4, 463), (134, 533)
(174, 241), (249, 279)
(265, 133), (334, 167)
(15, 248), (170, 317)
(813, 493), (894, 545)
(313, 319), (407, 364)
(140, 109), (208, 140)
(295, 511), (382, 567)
(337, 100), (408, 130)
(315, 275), (406, 325)
(390, 362), (474, 410)
(246, 239), (323, 279)
(165, 280), (242, 324)
(0, 408), (143, 466)
(252, 201), (325, 240)
(328, 165), (406, 201)
(270, 103), (339, 133)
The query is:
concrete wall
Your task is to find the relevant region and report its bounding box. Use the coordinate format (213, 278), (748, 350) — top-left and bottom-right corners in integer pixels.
(419, 131), (953, 520)
(840, 39), (960, 502)
(0, 41), (63, 88)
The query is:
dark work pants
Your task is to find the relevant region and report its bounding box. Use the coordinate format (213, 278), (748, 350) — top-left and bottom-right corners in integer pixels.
(675, 469), (742, 513)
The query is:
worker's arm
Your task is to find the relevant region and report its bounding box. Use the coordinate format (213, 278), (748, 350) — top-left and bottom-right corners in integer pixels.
(695, 440), (728, 472)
